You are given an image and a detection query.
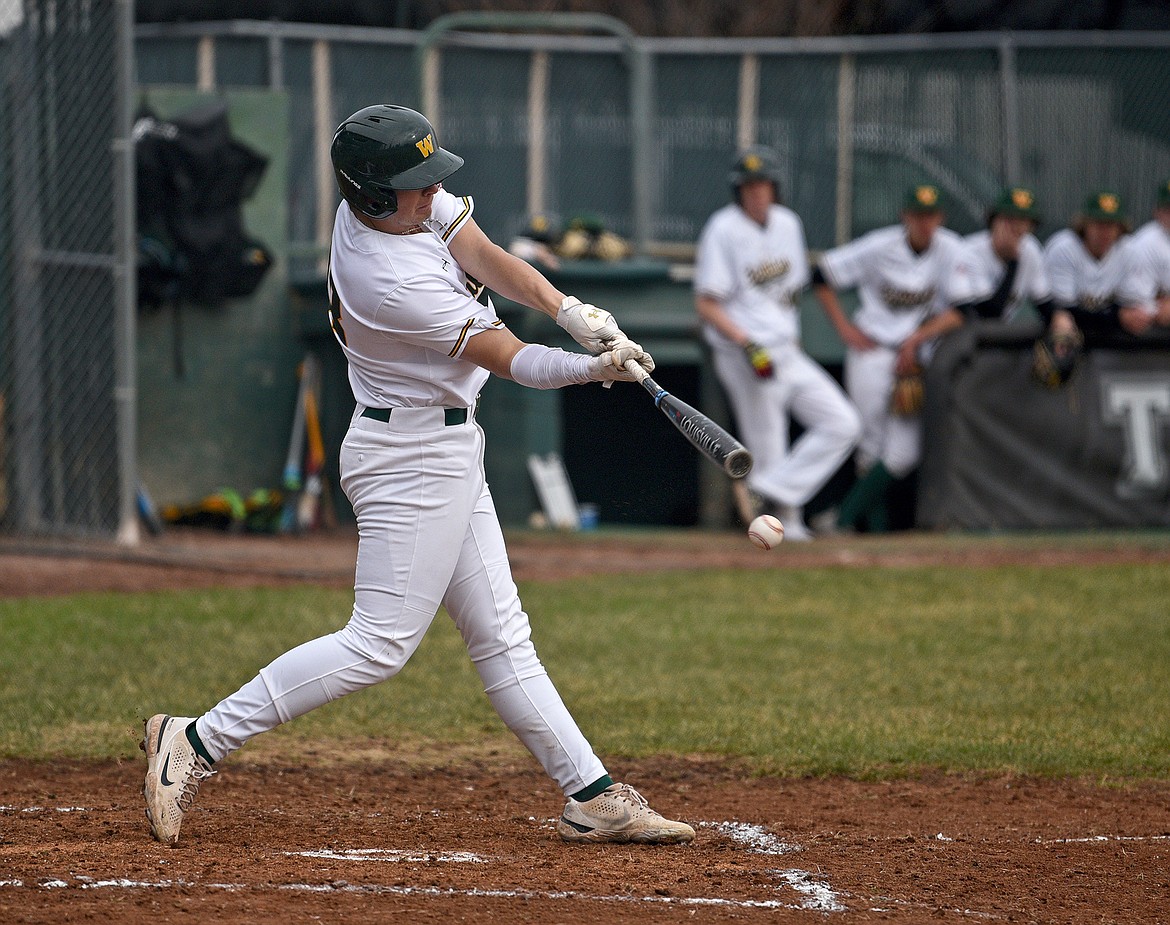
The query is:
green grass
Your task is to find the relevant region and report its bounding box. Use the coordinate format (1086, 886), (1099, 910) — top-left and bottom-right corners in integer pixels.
(2, 563), (1168, 777)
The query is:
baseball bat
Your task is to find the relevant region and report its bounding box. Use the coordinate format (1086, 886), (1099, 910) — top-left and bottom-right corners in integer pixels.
(624, 361), (753, 479)
(279, 356), (311, 533)
(297, 357), (326, 531)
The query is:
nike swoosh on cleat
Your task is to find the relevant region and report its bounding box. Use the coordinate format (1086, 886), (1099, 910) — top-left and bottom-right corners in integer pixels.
(160, 754), (175, 787)
(155, 715), (171, 752)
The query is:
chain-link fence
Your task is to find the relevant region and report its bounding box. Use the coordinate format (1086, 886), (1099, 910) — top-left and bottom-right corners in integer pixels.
(5, 13), (1170, 543)
(0, 0), (137, 542)
(134, 21), (1170, 265)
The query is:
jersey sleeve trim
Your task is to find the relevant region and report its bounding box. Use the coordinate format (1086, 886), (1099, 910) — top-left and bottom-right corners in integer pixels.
(449, 317), (476, 356)
(448, 317), (503, 357)
(441, 197), (473, 242)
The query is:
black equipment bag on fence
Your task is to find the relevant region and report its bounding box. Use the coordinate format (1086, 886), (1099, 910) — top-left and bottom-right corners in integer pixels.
(135, 98), (273, 308)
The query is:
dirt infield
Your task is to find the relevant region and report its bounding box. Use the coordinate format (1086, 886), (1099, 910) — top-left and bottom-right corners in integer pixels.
(3, 528), (1170, 922)
(2, 757), (1169, 924)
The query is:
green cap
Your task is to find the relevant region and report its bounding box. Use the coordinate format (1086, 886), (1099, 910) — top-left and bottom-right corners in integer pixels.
(989, 186), (1041, 222)
(902, 183), (944, 213)
(1157, 179), (1170, 208)
(1080, 190), (1127, 223)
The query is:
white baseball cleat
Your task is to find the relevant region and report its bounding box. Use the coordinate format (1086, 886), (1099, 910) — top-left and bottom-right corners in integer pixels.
(141, 714), (214, 847)
(556, 782), (695, 845)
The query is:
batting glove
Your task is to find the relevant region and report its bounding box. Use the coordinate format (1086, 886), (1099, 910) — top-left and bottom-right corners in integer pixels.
(604, 333), (655, 377)
(743, 341), (774, 379)
(557, 296), (623, 354)
(588, 343), (650, 383)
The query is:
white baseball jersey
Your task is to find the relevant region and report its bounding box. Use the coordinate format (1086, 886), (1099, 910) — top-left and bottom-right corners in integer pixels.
(327, 189), (502, 409)
(1043, 228), (1133, 313)
(962, 230), (1051, 321)
(820, 225), (976, 346)
(1122, 220), (1170, 313)
(693, 202), (810, 348)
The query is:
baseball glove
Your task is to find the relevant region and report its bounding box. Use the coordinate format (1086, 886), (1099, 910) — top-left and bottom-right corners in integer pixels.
(890, 365), (924, 416)
(1031, 327), (1083, 389)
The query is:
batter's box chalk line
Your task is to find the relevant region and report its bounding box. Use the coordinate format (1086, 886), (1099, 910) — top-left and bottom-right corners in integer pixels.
(16, 814), (1163, 917)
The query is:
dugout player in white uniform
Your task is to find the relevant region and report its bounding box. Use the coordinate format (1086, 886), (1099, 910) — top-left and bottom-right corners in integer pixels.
(959, 187), (1052, 323)
(1122, 179), (1170, 329)
(694, 147), (860, 541)
(141, 105), (695, 848)
(1044, 190), (1150, 339)
(812, 183), (977, 533)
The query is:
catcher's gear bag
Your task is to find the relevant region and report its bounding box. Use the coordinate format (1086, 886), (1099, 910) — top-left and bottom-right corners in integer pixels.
(331, 105), (463, 219)
(891, 366), (925, 416)
(1032, 327), (1083, 389)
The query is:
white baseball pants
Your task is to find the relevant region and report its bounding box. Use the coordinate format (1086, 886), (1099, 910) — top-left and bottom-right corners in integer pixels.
(196, 405), (607, 796)
(713, 340), (861, 507)
(844, 345), (921, 478)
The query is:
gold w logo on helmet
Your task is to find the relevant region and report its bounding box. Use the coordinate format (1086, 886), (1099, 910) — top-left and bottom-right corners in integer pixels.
(415, 133), (436, 157)
(916, 185), (939, 206)
(1011, 188), (1034, 209)
(1098, 193), (1119, 213)
(743, 154), (763, 172)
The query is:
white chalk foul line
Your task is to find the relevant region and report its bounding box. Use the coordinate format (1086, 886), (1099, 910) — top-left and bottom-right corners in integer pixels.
(1038, 834), (1170, 845)
(0, 806), (88, 813)
(700, 820), (802, 855)
(697, 821), (847, 912)
(3, 876), (816, 911)
(288, 848), (488, 864)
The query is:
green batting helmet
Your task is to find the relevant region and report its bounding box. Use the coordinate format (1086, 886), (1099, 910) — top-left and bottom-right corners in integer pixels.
(728, 145), (783, 203)
(331, 105), (464, 219)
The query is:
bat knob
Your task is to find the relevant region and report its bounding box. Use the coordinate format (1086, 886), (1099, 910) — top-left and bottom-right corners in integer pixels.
(725, 448), (753, 480)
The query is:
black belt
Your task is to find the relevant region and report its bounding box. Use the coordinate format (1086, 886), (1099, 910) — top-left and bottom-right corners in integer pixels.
(361, 406), (468, 426)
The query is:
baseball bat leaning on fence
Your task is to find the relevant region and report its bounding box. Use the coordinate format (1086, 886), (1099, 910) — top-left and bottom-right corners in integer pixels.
(297, 355), (326, 531)
(279, 355), (312, 533)
(622, 360), (753, 479)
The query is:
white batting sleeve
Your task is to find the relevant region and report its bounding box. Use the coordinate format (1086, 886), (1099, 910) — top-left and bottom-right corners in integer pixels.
(509, 343), (597, 389)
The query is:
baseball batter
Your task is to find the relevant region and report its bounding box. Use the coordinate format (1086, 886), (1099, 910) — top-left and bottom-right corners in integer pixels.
(141, 105), (694, 848)
(960, 187), (1052, 323)
(1122, 179), (1170, 329)
(1044, 190), (1148, 338)
(813, 183), (977, 532)
(694, 146), (860, 540)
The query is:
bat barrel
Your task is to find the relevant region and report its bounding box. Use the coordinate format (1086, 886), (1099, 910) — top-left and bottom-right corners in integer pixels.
(625, 361), (753, 480)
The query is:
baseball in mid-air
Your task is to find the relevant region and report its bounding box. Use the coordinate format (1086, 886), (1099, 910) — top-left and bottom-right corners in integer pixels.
(747, 514), (784, 550)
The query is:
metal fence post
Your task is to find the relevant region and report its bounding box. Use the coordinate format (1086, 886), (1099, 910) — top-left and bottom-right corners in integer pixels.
(998, 32), (1022, 184)
(835, 52), (856, 246)
(114, 0), (139, 546)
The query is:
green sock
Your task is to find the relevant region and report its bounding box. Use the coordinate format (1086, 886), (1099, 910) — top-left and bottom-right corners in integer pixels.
(570, 774), (614, 802)
(866, 494), (891, 533)
(838, 462), (894, 529)
(185, 721), (215, 766)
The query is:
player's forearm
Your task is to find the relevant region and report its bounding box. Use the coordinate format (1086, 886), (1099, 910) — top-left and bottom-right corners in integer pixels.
(814, 284), (852, 336)
(696, 294), (748, 346)
(450, 218), (565, 317)
(905, 308), (963, 353)
(474, 243), (565, 317)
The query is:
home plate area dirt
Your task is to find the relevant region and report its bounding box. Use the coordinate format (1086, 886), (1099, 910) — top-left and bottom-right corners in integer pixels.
(2, 757), (1168, 924)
